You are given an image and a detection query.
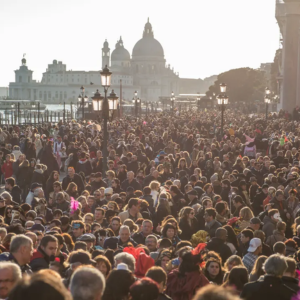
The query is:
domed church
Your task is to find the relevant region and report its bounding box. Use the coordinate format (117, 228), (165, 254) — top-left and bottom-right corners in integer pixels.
(9, 19), (215, 103)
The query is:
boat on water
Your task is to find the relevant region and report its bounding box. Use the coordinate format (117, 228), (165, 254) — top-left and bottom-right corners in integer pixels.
(0, 100), (46, 110)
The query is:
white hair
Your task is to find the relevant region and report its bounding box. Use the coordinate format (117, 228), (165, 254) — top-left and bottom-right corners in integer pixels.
(0, 262), (21, 282)
(70, 267), (105, 300)
(114, 252), (136, 272)
(263, 254), (287, 277)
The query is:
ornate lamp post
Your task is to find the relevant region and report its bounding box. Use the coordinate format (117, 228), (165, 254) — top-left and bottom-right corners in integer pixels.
(78, 86), (88, 121)
(197, 92), (201, 111)
(170, 91), (175, 114)
(92, 65), (118, 174)
(265, 87), (271, 120)
(217, 83), (229, 138)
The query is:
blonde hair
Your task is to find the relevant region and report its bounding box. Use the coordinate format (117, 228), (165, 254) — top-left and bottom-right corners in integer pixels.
(240, 207), (254, 221)
(149, 180), (160, 190)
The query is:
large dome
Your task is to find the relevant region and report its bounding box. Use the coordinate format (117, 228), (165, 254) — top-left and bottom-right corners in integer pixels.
(111, 37), (130, 61)
(132, 19), (164, 58)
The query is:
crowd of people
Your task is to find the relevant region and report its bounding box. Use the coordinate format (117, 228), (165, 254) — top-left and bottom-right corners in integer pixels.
(0, 109), (298, 300)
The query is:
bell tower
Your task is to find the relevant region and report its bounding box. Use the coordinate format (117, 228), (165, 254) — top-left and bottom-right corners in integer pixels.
(102, 39), (110, 68)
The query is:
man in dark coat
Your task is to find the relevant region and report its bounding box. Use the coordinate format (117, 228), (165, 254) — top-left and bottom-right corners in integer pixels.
(241, 254), (298, 300)
(30, 235), (58, 272)
(121, 171), (142, 192)
(5, 177), (22, 204)
(206, 228), (232, 264)
(62, 167), (85, 194)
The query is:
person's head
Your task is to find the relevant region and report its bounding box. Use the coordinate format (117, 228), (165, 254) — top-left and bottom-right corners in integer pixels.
(70, 266), (105, 300)
(127, 171), (134, 181)
(263, 254), (288, 278)
(10, 234), (33, 265)
(40, 235), (58, 258)
(145, 235), (158, 252)
(240, 229), (254, 245)
(146, 266), (167, 293)
(9, 271), (72, 300)
(119, 225), (130, 243)
(94, 208), (104, 221)
(192, 285), (240, 300)
(0, 262), (22, 299)
(239, 207), (254, 222)
(215, 227), (228, 242)
(227, 266), (249, 292)
(161, 224), (176, 240)
(248, 238), (262, 255)
(249, 217), (262, 231)
(5, 177), (15, 190)
(128, 198), (141, 213)
(142, 220), (153, 236)
(102, 269), (135, 300)
(251, 255), (267, 277)
(204, 258), (222, 279)
(204, 208), (217, 223)
(72, 221), (85, 238)
(94, 255), (112, 278)
(268, 209), (280, 223)
(283, 257), (297, 278)
(129, 277), (159, 300)
(68, 167), (75, 178)
(224, 255), (243, 272)
(114, 252), (136, 272)
(273, 241), (286, 255)
(232, 195), (244, 208)
(276, 221), (286, 233)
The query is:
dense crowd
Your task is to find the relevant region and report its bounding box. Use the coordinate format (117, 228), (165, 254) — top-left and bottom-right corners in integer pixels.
(0, 109), (299, 300)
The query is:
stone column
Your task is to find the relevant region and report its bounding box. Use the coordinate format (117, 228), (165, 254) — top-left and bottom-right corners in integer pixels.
(282, 0), (300, 112)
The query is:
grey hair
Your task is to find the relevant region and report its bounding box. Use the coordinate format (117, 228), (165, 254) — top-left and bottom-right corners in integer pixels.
(119, 225), (130, 234)
(33, 188), (43, 197)
(114, 252), (136, 272)
(70, 267), (105, 300)
(0, 191), (12, 201)
(0, 228), (7, 235)
(263, 254), (287, 277)
(10, 235), (32, 253)
(0, 262), (21, 282)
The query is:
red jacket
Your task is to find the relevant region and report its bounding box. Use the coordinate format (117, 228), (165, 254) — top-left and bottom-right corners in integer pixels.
(1, 161), (13, 178)
(166, 269), (209, 300)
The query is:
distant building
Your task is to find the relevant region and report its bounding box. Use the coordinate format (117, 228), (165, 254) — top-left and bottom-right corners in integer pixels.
(9, 19), (216, 103)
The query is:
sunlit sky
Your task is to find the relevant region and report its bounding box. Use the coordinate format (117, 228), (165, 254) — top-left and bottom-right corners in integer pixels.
(0, 0), (279, 86)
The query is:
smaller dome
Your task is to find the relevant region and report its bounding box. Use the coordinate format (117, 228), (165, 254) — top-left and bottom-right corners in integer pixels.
(53, 59), (57, 64)
(21, 58), (26, 65)
(111, 37), (130, 61)
(103, 39), (109, 48)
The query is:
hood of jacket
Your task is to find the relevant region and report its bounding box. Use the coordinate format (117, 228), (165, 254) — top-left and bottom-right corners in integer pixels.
(34, 168), (43, 174)
(271, 229), (286, 241)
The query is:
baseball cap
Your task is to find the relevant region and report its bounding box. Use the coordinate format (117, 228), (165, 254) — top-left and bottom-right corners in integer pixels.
(30, 224), (45, 233)
(95, 172), (102, 178)
(68, 251), (96, 265)
(248, 238), (262, 252)
(250, 217), (263, 227)
(31, 183), (42, 191)
(103, 237), (119, 249)
(78, 234), (96, 243)
(262, 184), (269, 189)
(186, 189), (198, 196)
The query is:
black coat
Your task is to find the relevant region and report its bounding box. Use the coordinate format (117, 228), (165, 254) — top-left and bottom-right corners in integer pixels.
(16, 165), (31, 189)
(178, 218), (198, 241)
(241, 275), (298, 300)
(206, 238), (232, 265)
(31, 170), (44, 185)
(76, 159), (92, 177)
(62, 174), (85, 194)
(121, 179), (142, 192)
(30, 247), (51, 272)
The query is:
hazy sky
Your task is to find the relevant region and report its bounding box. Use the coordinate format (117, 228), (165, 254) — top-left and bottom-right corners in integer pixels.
(0, 0), (279, 87)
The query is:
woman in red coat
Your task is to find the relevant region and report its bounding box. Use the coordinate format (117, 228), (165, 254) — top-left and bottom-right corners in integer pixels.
(166, 250), (209, 300)
(1, 154), (13, 179)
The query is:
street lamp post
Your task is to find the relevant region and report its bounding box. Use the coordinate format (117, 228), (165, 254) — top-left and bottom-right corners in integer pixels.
(78, 86), (88, 121)
(171, 91), (175, 115)
(197, 92), (201, 111)
(265, 87), (271, 120)
(92, 65), (118, 175)
(217, 83), (229, 138)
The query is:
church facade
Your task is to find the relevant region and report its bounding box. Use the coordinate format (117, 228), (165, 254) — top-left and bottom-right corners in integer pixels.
(9, 19), (216, 103)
